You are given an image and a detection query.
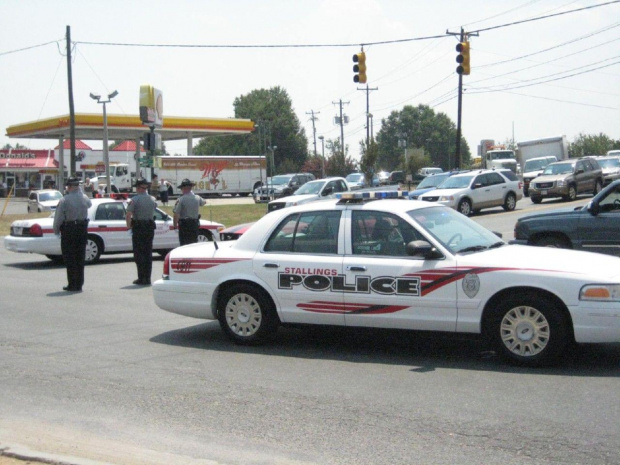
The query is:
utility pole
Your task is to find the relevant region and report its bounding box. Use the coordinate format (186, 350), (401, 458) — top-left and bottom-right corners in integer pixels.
(357, 84), (378, 144)
(332, 99), (349, 161)
(66, 25), (76, 179)
(306, 110), (320, 157)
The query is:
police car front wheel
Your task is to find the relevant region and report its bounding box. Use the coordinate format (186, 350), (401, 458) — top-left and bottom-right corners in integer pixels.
(217, 284), (279, 345)
(486, 292), (569, 367)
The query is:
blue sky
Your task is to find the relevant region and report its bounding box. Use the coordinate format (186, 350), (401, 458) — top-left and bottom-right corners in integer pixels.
(1, 0), (619, 158)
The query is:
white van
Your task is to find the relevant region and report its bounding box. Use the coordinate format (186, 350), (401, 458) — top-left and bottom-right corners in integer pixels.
(522, 156), (557, 197)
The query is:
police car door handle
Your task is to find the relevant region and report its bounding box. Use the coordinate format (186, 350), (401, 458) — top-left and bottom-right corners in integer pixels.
(347, 265), (366, 272)
(263, 263), (279, 269)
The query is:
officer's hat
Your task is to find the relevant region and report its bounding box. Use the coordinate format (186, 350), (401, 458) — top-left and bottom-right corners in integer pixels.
(65, 177), (80, 186)
(178, 178), (195, 188)
(134, 177), (151, 187)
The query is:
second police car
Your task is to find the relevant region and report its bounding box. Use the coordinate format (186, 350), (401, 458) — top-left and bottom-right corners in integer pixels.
(152, 191), (620, 367)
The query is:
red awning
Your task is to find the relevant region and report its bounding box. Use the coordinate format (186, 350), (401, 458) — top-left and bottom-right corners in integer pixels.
(0, 150), (59, 171)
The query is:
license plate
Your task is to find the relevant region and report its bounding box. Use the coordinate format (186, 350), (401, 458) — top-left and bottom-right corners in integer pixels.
(541, 190), (548, 195)
(14, 227), (23, 236)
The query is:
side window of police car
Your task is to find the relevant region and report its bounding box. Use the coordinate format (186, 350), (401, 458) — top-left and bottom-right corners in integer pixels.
(95, 203), (125, 221)
(486, 172), (504, 185)
(352, 211), (422, 257)
(264, 211), (341, 254)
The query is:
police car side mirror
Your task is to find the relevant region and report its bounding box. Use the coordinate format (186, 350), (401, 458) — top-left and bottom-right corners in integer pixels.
(406, 240), (442, 259)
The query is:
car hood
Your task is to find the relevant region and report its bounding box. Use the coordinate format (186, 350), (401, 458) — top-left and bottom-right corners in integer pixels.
(39, 200), (60, 207)
(409, 187), (437, 197)
(533, 174), (571, 183)
(271, 193), (320, 205)
(420, 187), (464, 197)
(518, 206), (585, 222)
(523, 170), (544, 178)
(459, 244), (620, 280)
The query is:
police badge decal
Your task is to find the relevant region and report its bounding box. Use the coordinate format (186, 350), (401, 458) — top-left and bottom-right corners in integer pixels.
(462, 273), (480, 298)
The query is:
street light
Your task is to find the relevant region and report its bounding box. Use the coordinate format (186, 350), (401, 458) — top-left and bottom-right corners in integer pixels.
(318, 136), (325, 178)
(90, 90), (118, 196)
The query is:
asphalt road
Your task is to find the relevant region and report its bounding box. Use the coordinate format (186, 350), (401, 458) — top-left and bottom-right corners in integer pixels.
(0, 196), (618, 465)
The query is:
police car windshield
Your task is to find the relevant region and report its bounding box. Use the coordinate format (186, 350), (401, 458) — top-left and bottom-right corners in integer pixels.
(295, 180), (324, 195)
(408, 206), (503, 254)
(437, 175), (473, 189)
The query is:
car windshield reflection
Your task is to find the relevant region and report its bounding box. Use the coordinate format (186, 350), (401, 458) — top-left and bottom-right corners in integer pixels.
(408, 206), (503, 254)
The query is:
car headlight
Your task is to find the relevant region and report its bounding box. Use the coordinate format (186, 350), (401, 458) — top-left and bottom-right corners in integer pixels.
(580, 284), (620, 302)
(556, 180), (566, 187)
(439, 195), (455, 202)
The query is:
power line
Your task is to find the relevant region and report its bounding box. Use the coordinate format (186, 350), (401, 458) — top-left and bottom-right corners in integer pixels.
(0, 39), (61, 57)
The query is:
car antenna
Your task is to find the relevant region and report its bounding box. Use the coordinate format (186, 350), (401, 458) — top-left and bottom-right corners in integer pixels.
(208, 204), (219, 250)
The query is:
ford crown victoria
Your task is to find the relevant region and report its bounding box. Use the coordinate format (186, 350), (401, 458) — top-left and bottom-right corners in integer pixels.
(153, 191), (620, 367)
(5, 198), (223, 263)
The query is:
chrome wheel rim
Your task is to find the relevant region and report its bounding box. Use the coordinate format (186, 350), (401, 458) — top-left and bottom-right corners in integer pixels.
(225, 293), (262, 337)
(197, 233), (209, 242)
(506, 195), (516, 210)
(85, 239), (98, 263)
(500, 306), (550, 357)
(459, 201), (471, 215)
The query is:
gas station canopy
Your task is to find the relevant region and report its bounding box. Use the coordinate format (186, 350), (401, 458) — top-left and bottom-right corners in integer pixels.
(6, 113), (255, 141)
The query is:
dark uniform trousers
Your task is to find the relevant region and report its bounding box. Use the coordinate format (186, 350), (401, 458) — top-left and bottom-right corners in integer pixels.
(132, 220), (156, 282)
(178, 218), (200, 246)
(61, 220), (89, 290)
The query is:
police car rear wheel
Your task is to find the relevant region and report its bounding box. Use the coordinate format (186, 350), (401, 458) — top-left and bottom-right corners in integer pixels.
(85, 236), (102, 264)
(218, 284), (278, 345)
(488, 293), (568, 367)
(197, 231), (211, 242)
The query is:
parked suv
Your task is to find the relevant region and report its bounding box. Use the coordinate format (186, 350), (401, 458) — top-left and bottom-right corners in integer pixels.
(596, 155), (620, 186)
(529, 158), (603, 203)
(418, 169), (522, 216)
(522, 156), (557, 197)
(253, 173), (315, 203)
(267, 177), (349, 212)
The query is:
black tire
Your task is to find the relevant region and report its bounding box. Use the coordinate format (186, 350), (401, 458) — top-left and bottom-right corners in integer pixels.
(563, 185), (577, 202)
(457, 198), (472, 216)
(85, 236), (102, 264)
(485, 292), (570, 367)
(27, 206), (31, 213)
(197, 230), (212, 242)
(593, 180), (602, 196)
(37, 207), (42, 213)
(531, 196), (542, 204)
(217, 284), (279, 345)
(503, 192), (517, 211)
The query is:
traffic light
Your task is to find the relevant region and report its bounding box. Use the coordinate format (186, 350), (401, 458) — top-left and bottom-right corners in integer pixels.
(353, 51), (367, 83)
(456, 41), (470, 75)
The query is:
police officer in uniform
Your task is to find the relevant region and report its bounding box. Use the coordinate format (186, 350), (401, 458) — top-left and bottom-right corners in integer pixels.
(125, 178), (157, 285)
(53, 177), (92, 292)
(173, 178), (206, 246)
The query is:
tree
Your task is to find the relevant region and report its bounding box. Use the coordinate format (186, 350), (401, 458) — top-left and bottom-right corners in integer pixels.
(568, 133), (618, 158)
(2, 143), (28, 150)
(359, 139), (379, 186)
(375, 104), (470, 172)
(194, 86), (309, 173)
(324, 138), (356, 177)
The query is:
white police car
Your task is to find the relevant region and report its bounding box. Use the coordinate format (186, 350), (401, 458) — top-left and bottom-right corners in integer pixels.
(5, 197), (223, 264)
(153, 191), (620, 366)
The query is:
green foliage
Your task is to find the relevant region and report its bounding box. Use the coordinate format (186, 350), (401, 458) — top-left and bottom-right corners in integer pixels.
(2, 142), (28, 149)
(193, 86), (308, 173)
(568, 133), (619, 157)
(375, 104), (470, 172)
(324, 138), (356, 177)
(359, 139), (379, 185)
(405, 148), (432, 176)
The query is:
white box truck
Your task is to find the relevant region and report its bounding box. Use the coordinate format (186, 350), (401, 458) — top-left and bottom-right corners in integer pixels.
(97, 155), (267, 197)
(516, 136), (569, 171)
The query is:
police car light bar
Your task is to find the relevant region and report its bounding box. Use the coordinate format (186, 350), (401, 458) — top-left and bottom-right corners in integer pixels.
(336, 190), (409, 203)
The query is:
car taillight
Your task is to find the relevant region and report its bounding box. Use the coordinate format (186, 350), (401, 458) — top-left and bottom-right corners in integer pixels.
(29, 223), (43, 237)
(162, 252), (170, 278)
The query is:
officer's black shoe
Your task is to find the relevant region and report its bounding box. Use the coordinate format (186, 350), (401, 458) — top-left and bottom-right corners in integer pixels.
(133, 279), (151, 285)
(63, 286), (82, 292)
